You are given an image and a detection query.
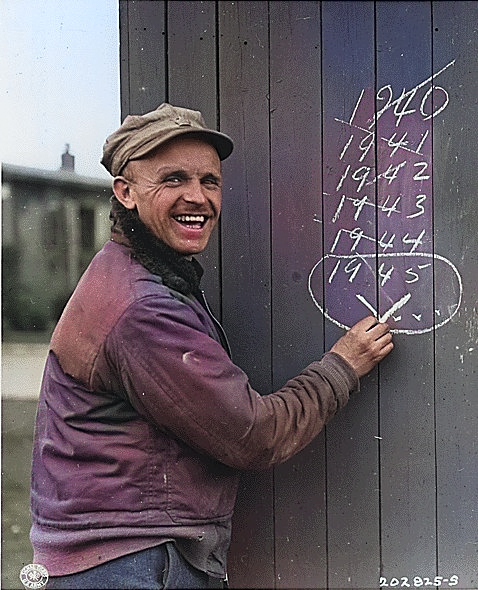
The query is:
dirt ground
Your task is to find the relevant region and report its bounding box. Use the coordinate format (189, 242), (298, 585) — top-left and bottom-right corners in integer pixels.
(2, 398), (38, 590)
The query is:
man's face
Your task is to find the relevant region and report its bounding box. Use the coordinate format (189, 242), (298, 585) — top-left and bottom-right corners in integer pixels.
(119, 136), (222, 256)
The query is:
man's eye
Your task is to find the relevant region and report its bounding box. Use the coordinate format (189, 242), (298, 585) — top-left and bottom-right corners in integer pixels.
(164, 176), (182, 184)
(203, 177), (220, 186)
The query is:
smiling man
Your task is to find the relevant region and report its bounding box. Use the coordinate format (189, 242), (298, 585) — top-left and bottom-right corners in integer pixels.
(30, 103), (393, 589)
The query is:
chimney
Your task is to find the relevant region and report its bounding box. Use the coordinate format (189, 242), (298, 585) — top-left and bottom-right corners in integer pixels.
(61, 144), (75, 171)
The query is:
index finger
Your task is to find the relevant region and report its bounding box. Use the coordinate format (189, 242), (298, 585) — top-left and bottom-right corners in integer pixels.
(352, 315), (391, 337)
(367, 320), (391, 340)
(351, 315), (380, 332)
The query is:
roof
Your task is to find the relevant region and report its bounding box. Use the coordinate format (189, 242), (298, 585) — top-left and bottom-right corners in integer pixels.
(1, 162), (112, 191)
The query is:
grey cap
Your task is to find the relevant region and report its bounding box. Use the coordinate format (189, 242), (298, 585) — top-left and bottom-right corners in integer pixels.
(101, 103), (234, 176)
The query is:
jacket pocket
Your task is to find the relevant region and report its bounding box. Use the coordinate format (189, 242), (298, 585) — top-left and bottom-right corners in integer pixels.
(165, 439), (239, 524)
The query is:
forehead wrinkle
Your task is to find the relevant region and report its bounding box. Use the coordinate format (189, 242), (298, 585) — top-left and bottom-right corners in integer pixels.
(124, 141), (222, 182)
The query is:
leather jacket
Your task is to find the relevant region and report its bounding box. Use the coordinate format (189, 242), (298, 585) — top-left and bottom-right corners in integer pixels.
(30, 233), (358, 577)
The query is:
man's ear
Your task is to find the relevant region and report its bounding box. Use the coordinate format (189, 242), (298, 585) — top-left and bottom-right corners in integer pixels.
(113, 177), (136, 210)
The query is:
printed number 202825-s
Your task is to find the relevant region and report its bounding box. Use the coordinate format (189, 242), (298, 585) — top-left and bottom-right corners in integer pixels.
(379, 576), (459, 587)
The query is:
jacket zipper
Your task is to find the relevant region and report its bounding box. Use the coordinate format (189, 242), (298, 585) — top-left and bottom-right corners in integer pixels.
(198, 290), (232, 358)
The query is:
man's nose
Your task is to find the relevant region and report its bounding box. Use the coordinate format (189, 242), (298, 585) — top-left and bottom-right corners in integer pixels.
(183, 180), (207, 203)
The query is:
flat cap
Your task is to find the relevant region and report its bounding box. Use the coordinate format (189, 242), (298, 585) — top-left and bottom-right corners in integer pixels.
(101, 103), (234, 176)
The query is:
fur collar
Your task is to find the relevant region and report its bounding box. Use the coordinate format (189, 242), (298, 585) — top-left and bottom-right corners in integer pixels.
(109, 197), (203, 297)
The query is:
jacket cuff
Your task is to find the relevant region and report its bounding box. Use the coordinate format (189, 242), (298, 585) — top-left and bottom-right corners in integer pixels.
(320, 351), (360, 408)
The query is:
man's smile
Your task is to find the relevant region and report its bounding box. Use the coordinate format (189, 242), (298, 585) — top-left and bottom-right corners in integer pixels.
(173, 214), (209, 229)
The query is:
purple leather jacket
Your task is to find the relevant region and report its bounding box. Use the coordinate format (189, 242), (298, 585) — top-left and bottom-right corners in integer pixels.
(30, 235), (359, 577)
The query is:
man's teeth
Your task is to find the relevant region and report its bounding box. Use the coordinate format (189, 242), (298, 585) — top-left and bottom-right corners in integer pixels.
(175, 215), (206, 223)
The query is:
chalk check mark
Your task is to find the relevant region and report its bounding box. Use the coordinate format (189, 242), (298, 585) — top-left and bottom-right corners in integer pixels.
(356, 292), (412, 323)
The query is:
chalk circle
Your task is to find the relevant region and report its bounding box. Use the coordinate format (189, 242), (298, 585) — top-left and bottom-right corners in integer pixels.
(308, 252), (462, 334)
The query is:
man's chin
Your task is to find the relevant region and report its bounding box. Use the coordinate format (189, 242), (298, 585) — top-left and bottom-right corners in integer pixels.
(175, 244), (208, 257)
(169, 237), (210, 257)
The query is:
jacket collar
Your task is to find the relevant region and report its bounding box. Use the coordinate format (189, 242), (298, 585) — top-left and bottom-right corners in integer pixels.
(109, 197), (203, 296)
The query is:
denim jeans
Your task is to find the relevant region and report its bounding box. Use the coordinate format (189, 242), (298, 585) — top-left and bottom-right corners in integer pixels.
(45, 542), (225, 589)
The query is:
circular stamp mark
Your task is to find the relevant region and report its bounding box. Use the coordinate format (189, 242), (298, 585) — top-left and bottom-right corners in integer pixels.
(19, 564), (49, 589)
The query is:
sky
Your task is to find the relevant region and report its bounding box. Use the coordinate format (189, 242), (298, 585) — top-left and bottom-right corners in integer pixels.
(0, 0), (120, 180)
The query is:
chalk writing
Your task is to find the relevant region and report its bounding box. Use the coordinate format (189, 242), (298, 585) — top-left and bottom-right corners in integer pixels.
(309, 253), (462, 335)
(309, 60), (462, 334)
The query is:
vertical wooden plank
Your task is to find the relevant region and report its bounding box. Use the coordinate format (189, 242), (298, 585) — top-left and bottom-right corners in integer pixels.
(218, 2), (274, 588)
(119, 0), (166, 118)
(433, 2), (478, 588)
(218, 0), (271, 399)
(375, 0), (438, 579)
(269, 3), (325, 588)
(168, 0), (217, 115)
(321, 3), (381, 588)
(119, 0), (131, 118)
(167, 1), (221, 316)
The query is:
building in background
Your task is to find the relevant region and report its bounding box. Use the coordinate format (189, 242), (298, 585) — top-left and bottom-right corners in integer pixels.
(2, 147), (112, 333)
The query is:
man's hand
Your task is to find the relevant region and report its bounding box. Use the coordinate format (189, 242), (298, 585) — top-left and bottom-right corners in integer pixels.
(330, 316), (393, 378)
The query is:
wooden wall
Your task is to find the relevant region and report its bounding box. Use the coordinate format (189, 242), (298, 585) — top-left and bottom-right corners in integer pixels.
(119, 2), (478, 588)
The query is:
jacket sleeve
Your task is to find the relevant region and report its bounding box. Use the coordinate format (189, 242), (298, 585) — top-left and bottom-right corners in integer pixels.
(105, 291), (359, 471)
